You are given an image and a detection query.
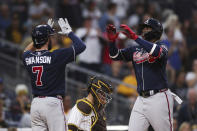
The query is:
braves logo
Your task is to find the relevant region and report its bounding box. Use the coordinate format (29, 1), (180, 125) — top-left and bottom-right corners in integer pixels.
(133, 49), (157, 64)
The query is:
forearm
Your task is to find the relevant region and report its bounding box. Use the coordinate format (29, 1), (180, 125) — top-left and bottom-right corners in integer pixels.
(135, 38), (160, 57)
(68, 32), (86, 54)
(24, 42), (35, 52)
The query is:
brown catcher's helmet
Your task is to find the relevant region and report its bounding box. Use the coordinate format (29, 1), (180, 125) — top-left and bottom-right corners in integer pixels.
(87, 76), (113, 110)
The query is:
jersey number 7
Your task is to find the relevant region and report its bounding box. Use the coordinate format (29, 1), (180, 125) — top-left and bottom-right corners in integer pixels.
(32, 66), (43, 86)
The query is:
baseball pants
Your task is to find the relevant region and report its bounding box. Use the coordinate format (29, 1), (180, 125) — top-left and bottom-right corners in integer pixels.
(128, 89), (174, 131)
(31, 97), (67, 131)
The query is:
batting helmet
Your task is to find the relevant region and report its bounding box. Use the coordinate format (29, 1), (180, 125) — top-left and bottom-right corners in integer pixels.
(32, 24), (55, 49)
(87, 76), (113, 110)
(139, 18), (163, 41)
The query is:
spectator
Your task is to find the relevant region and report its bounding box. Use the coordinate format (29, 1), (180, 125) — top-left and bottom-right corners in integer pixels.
(147, 2), (161, 19)
(82, 1), (101, 28)
(27, 0), (52, 27)
(5, 84), (29, 127)
(128, 3), (145, 28)
(174, 117), (178, 131)
(179, 122), (191, 131)
(56, 0), (82, 29)
(99, 2), (119, 32)
(111, 61), (122, 79)
(186, 10), (197, 60)
(19, 102), (31, 128)
(6, 13), (25, 44)
(111, 0), (129, 19)
(164, 14), (188, 70)
(117, 67), (138, 97)
(173, 0), (194, 22)
(162, 27), (183, 71)
(163, 14), (183, 42)
(0, 3), (11, 37)
(185, 59), (197, 89)
(170, 71), (188, 101)
(0, 78), (15, 109)
(75, 17), (106, 82)
(177, 88), (197, 127)
(0, 99), (8, 128)
(11, 0), (29, 25)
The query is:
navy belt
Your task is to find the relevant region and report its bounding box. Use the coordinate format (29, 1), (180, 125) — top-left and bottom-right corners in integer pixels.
(139, 88), (168, 98)
(33, 95), (63, 100)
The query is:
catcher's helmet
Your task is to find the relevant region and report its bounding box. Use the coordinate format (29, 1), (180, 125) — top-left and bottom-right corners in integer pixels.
(139, 18), (163, 41)
(32, 24), (55, 49)
(88, 76), (113, 110)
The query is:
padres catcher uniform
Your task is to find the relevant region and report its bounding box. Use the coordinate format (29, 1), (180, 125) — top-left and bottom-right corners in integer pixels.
(107, 18), (182, 131)
(23, 18), (86, 131)
(68, 76), (113, 131)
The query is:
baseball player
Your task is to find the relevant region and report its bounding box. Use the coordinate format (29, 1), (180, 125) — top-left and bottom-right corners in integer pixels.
(67, 76), (113, 131)
(106, 18), (174, 131)
(22, 18), (86, 131)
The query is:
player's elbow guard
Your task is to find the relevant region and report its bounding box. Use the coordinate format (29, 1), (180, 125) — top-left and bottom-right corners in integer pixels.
(150, 45), (168, 59)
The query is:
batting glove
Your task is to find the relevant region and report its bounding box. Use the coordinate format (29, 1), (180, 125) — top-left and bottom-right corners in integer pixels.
(120, 24), (138, 40)
(58, 18), (72, 35)
(47, 18), (54, 28)
(106, 24), (119, 43)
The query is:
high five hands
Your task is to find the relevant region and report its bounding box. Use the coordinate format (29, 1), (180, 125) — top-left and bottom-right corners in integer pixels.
(47, 18), (72, 36)
(106, 24), (138, 42)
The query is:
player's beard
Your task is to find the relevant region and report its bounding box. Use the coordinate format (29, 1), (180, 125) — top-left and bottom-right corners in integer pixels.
(48, 38), (52, 50)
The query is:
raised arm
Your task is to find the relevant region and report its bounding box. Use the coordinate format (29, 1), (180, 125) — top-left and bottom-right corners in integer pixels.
(67, 32), (86, 55)
(120, 24), (168, 59)
(106, 24), (133, 61)
(58, 18), (86, 55)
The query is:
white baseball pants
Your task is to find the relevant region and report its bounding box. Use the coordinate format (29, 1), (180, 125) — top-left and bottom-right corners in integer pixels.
(31, 97), (67, 131)
(129, 89), (174, 131)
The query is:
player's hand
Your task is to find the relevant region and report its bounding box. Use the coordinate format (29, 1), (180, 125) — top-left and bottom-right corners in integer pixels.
(106, 24), (119, 43)
(47, 18), (54, 28)
(58, 18), (72, 35)
(120, 24), (138, 40)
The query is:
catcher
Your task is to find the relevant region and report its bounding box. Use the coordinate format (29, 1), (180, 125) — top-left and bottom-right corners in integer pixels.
(67, 76), (113, 131)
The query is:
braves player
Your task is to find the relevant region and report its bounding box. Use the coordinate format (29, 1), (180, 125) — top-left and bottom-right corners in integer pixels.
(106, 18), (174, 131)
(22, 18), (86, 131)
(67, 76), (113, 131)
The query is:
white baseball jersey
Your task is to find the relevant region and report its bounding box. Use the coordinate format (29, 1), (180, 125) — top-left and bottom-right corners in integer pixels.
(68, 98), (106, 131)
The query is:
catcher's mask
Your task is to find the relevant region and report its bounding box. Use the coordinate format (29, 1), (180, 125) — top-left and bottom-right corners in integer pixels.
(138, 18), (163, 42)
(87, 76), (113, 110)
(32, 24), (55, 50)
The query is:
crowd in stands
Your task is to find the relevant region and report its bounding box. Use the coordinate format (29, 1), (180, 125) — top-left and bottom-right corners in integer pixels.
(1, 0), (197, 130)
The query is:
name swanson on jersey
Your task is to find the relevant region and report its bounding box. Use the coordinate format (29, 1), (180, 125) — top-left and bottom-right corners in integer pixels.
(25, 56), (51, 65)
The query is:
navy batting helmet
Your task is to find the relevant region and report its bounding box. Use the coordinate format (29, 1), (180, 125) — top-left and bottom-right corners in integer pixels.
(32, 24), (55, 49)
(139, 18), (163, 41)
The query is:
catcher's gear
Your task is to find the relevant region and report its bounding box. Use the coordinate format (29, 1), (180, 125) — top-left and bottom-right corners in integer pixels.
(138, 18), (163, 41)
(87, 76), (113, 111)
(120, 24), (138, 40)
(68, 98), (107, 131)
(106, 24), (119, 42)
(32, 24), (55, 49)
(58, 18), (72, 35)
